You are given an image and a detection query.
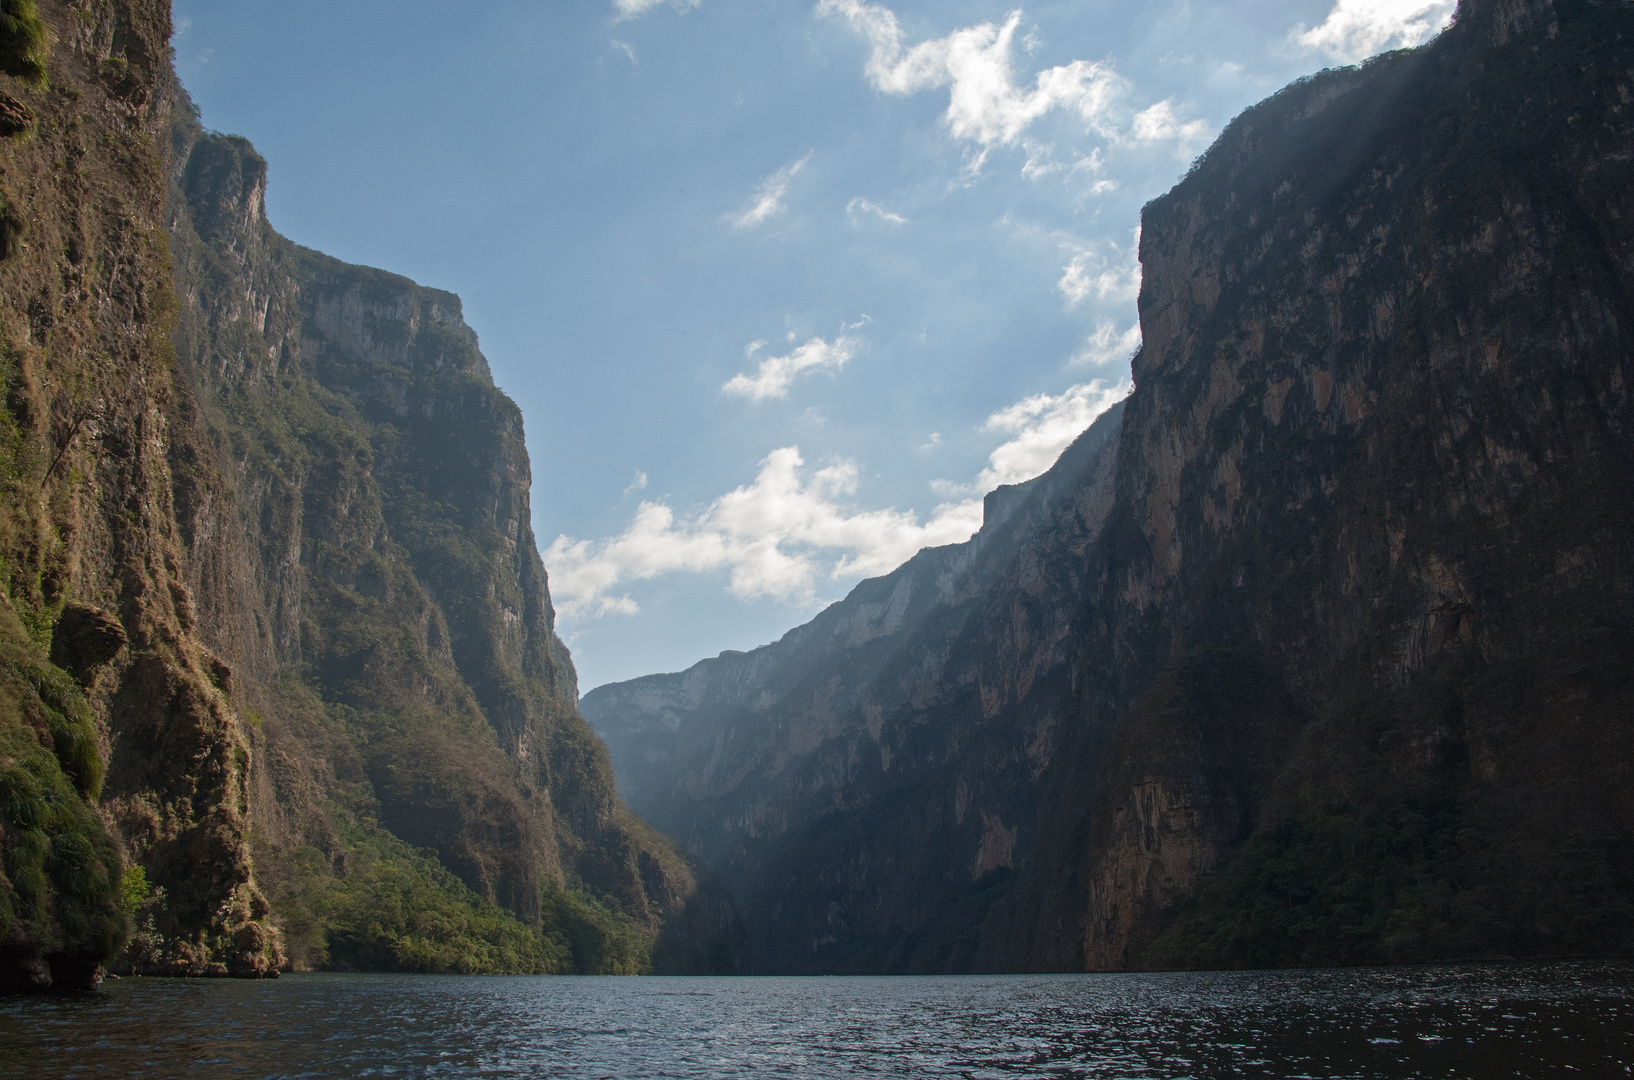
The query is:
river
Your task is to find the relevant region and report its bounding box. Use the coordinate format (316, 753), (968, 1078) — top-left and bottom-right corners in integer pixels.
(3, 960), (1630, 1077)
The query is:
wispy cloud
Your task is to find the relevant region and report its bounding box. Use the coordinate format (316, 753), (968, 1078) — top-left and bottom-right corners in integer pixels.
(1070, 321), (1142, 368)
(817, 1), (1207, 170)
(549, 379), (1127, 619)
(935, 379), (1127, 496)
(1296, 0), (1456, 62)
(723, 334), (858, 402)
(610, 38), (639, 64)
(725, 153), (813, 231)
(847, 197), (908, 225)
(612, 0), (702, 21)
(624, 470), (649, 496)
(1058, 229), (1140, 308)
(1131, 100), (1210, 150)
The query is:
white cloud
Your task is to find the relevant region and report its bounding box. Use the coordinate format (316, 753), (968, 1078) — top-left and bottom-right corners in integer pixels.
(819, 1), (1122, 153)
(1131, 100), (1210, 149)
(847, 197), (908, 225)
(1296, 0), (1456, 62)
(545, 449), (984, 616)
(1070, 321), (1141, 368)
(610, 39), (639, 65)
(935, 379), (1127, 496)
(547, 380), (1127, 620)
(817, 1), (1207, 168)
(624, 470), (649, 496)
(722, 334), (858, 402)
(1058, 229), (1141, 308)
(612, 0), (702, 20)
(725, 153), (812, 231)
(175, 16), (192, 33)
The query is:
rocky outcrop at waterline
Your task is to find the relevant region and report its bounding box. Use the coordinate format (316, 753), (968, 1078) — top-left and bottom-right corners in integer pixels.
(584, 0), (1634, 973)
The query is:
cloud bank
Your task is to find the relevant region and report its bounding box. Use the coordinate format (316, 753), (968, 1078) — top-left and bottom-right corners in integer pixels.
(1297, 0), (1456, 62)
(548, 380), (1127, 618)
(935, 379), (1127, 496)
(546, 451), (983, 617)
(722, 334), (858, 402)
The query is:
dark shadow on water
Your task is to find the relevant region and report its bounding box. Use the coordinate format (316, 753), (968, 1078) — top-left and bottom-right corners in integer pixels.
(0, 959), (1630, 1078)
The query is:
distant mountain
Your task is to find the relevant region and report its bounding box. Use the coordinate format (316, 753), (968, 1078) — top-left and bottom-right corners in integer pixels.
(586, 405), (1123, 972)
(583, 0), (1634, 972)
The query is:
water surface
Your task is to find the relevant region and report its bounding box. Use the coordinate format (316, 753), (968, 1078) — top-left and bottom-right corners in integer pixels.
(3, 960), (1630, 1077)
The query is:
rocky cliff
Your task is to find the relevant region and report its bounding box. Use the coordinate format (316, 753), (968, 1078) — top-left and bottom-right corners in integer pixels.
(163, 96), (743, 975)
(584, 0), (1634, 972)
(0, 0), (741, 989)
(0, 0), (280, 989)
(585, 405), (1124, 972)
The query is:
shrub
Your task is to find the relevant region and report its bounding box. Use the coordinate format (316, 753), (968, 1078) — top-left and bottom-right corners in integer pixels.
(0, 0), (49, 89)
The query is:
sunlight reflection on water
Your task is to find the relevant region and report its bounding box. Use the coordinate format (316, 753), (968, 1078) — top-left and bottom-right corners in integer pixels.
(2, 960), (1631, 1078)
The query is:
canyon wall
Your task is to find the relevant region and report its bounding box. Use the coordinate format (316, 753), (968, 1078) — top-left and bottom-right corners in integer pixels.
(585, 0), (1634, 972)
(0, 0), (280, 988)
(0, 0), (741, 989)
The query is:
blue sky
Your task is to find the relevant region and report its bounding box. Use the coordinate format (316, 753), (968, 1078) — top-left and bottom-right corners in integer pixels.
(171, 0), (1455, 690)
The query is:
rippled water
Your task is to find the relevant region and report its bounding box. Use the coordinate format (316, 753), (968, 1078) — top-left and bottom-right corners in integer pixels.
(2, 961), (1631, 1078)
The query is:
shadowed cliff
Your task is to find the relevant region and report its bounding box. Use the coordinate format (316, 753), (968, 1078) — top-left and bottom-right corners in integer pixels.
(585, 0), (1634, 973)
(585, 405), (1125, 972)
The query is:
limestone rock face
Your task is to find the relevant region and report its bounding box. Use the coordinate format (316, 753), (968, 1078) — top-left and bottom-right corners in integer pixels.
(165, 92), (740, 973)
(584, 407), (1125, 972)
(0, 0), (740, 988)
(0, 0), (282, 989)
(586, 0), (1634, 972)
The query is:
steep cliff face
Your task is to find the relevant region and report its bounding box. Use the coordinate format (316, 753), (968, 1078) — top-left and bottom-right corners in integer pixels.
(0, 0), (281, 990)
(587, 0), (1634, 973)
(164, 98), (742, 974)
(1038, 0), (1634, 971)
(0, 0), (740, 988)
(584, 405), (1123, 972)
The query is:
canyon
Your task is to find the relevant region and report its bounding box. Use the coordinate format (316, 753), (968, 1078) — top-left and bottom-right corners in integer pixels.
(0, 0), (1628, 989)
(584, 0), (1634, 972)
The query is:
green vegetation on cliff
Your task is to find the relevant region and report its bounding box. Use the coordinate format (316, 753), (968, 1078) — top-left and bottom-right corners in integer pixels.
(0, 0), (49, 88)
(0, 0), (284, 990)
(0, 606), (124, 987)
